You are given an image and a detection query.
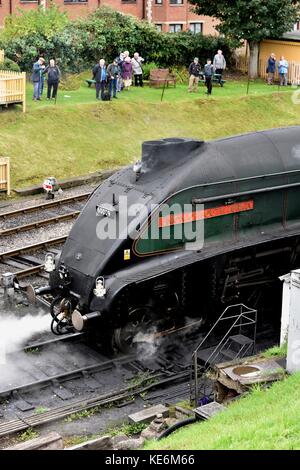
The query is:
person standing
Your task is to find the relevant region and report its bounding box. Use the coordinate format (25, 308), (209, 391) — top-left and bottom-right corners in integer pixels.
(122, 56), (133, 91)
(266, 53), (276, 85)
(278, 56), (289, 86)
(213, 50), (226, 84)
(204, 59), (214, 95)
(188, 57), (201, 93)
(117, 52), (125, 92)
(93, 59), (107, 100)
(39, 65), (45, 98)
(32, 57), (45, 100)
(43, 59), (61, 100)
(132, 52), (144, 87)
(107, 59), (119, 99)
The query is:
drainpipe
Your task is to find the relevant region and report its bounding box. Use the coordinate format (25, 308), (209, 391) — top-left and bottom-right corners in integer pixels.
(142, 0), (146, 20)
(146, 0), (152, 23)
(9, 0), (13, 15)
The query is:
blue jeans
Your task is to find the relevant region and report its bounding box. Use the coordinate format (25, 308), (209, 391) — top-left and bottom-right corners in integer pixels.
(39, 77), (44, 96)
(109, 78), (118, 97)
(33, 81), (40, 99)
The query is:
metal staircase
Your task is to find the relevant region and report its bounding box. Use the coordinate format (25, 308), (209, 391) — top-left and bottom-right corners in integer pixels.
(191, 304), (257, 406)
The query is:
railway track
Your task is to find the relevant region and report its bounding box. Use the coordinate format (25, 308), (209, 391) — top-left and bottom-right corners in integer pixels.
(0, 192), (90, 220)
(0, 367), (190, 438)
(0, 237), (67, 279)
(0, 193), (91, 280)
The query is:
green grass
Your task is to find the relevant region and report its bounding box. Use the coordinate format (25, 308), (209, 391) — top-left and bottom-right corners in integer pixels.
(0, 78), (299, 190)
(145, 372), (300, 450)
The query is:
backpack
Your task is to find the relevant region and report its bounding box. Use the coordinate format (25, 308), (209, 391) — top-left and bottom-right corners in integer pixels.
(102, 89), (111, 101)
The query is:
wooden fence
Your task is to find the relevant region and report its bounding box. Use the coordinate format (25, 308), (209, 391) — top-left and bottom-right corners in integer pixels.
(0, 50), (4, 62)
(0, 158), (11, 196)
(236, 55), (300, 85)
(0, 70), (26, 112)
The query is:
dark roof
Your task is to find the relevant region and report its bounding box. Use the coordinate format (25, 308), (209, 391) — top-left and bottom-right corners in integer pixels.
(281, 31), (300, 42)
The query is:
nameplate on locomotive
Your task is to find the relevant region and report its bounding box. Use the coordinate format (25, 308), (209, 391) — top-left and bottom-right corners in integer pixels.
(96, 204), (112, 217)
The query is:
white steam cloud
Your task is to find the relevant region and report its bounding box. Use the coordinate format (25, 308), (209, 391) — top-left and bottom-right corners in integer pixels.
(0, 312), (50, 363)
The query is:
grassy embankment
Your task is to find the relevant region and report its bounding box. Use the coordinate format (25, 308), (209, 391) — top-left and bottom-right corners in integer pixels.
(145, 347), (300, 450)
(0, 78), (298, 190)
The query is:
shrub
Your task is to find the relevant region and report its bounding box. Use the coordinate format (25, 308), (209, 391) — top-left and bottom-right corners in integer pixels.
(169, 65), (189, 84)
(142, 62), (159, 80)
(0, 58), (20, 72)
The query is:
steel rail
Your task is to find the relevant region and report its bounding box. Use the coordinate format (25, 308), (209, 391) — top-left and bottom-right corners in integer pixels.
(0, 211), (80, 237)
(0, 236), (67, 261)
(0, 192), (90, 219)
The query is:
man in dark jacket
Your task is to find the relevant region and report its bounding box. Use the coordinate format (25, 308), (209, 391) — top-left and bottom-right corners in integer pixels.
(43, 59), (61, 100)
(204, 59), (214, 95)
(32, 57), (45, 100)
(107, 59), (119, 99)
(93, 59), (107, 100)
(267, 53), (276, 85)
(188, 57), (201, 93)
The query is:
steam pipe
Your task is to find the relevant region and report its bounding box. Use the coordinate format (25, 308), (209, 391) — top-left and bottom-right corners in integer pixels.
(35, 286), (53, 296)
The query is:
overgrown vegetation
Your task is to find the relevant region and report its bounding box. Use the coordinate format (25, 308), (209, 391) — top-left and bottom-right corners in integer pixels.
(0, 5), (236, 72)
(262, 343), (287, 359)
(18, 428), (39, 442)
(108, 421), (147, 437)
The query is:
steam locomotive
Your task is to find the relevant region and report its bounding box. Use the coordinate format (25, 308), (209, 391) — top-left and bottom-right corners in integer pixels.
(40, 127), (300, 350)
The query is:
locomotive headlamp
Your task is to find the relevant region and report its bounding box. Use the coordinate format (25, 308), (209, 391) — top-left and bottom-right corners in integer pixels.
(44, 253), (55, 273)
(58, 264), (71, 286)
(93, 277), (106, 298)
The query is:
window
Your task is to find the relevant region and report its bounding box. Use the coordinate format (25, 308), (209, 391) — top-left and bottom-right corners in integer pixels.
(155, 24), (163, 32)
(121, 0), (137, 3)
(155, 0), (163, 3)
(189, 23), (203, 34)
(169, 24), (183, 33)
(169, 0), (183, 4)
(64, 0), (88, 3)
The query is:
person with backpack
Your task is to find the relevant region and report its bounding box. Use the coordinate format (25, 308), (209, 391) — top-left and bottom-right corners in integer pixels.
(43, 59), (61, 100)
(93, 59), (107, 100)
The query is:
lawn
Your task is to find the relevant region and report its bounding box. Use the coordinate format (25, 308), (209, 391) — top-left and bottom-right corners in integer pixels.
(0, 77), (299, 190)
(145, 371), (300, 450)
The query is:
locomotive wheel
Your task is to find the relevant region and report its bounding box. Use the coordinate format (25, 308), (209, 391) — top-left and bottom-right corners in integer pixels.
(112, 306), (161, 354)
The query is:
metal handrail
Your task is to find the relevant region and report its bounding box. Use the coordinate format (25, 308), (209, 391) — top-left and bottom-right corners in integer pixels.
(192, 304), (257, 405)
(193, 303), (256, 357)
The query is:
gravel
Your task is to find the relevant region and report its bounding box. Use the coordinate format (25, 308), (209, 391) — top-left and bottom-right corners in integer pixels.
(0, 220), (74, 254)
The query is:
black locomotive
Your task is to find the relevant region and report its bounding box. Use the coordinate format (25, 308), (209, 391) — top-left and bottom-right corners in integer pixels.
(41, 127), (300, 349)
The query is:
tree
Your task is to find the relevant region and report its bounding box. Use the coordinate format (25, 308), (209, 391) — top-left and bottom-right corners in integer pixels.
(188, 0), (299, 77)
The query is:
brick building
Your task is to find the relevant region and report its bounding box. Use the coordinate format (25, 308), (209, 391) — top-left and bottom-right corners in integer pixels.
(0, 1), (218, 34)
